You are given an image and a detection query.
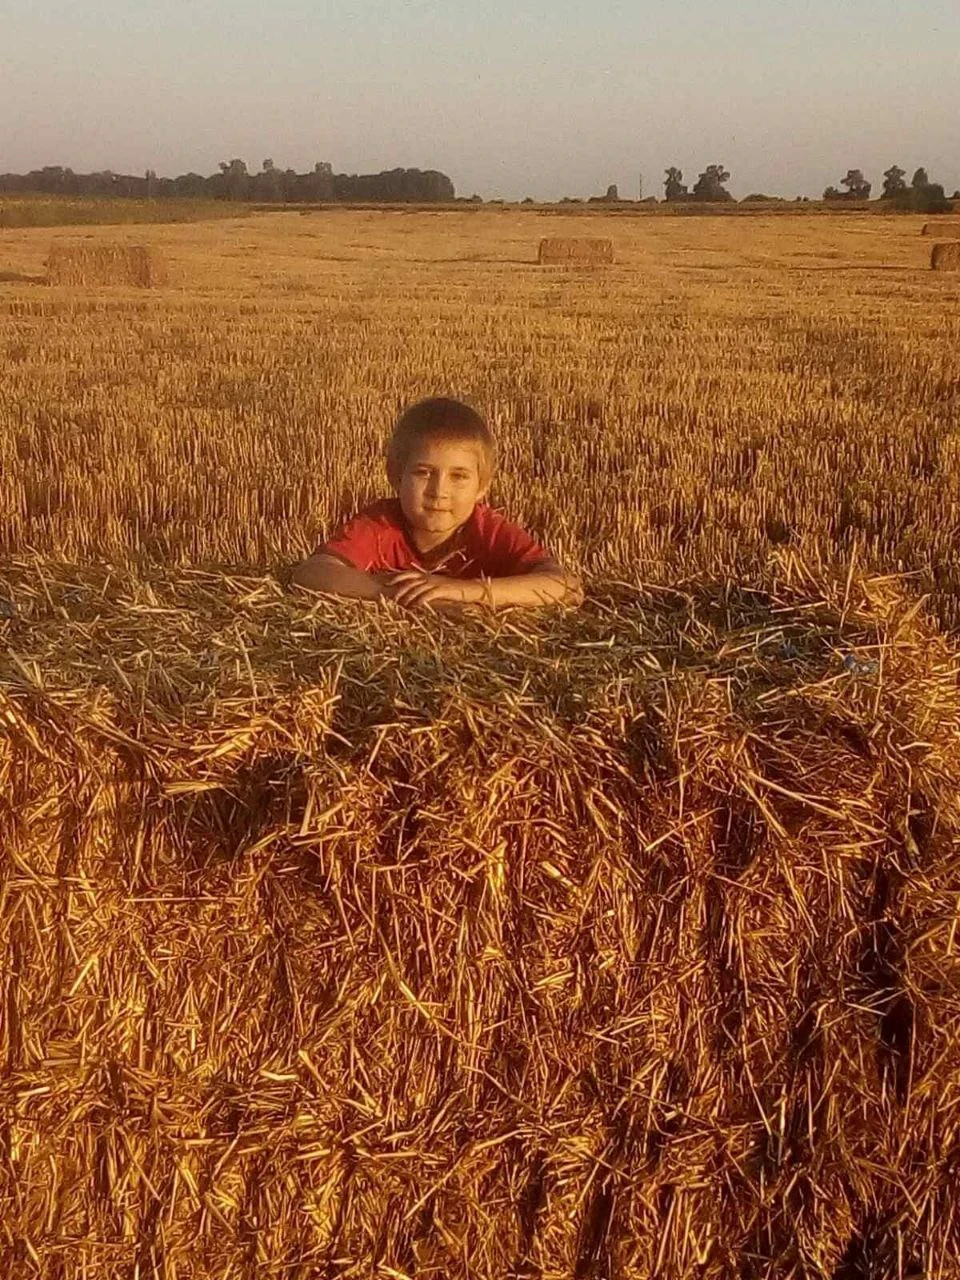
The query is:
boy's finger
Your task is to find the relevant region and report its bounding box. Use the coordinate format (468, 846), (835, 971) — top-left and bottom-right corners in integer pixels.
(403, 583), (445, 609)
(392, 582), (431, 607)
(401, 584), (436, 606)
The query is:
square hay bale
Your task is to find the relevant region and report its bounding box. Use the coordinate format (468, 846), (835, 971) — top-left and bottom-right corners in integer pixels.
(921, 221), (960, 237)
(46, 241), (168, 287)
(537, 236), (614, 265)
(3, 561), (960, 1275)
(930, 242), (960, 271)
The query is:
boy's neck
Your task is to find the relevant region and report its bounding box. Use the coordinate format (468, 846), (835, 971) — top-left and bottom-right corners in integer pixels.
(409, 523), (466, 555)
(399, 503), (476, 557)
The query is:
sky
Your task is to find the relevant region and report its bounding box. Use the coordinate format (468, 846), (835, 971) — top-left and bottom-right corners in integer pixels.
(2, 0), (958, 202)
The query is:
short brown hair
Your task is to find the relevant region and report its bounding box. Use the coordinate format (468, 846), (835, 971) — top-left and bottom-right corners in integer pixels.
(386, 397), (495, 488)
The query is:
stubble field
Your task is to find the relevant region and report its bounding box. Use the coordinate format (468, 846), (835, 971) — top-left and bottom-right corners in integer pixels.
(2, 208), (959, 615)
(2, 210), (960, 1279)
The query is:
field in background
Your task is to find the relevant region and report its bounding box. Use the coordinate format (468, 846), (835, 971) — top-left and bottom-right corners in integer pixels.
(3, 210), (960, 1278)
(1, 207), (959, 622)
(0, 196), (249, 229)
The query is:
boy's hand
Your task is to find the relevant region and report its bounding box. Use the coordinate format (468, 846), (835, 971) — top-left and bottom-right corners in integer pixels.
(385, 571), (484, 610)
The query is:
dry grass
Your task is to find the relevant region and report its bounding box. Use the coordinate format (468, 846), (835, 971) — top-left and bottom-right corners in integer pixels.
(1, 556), (959, 1277)
(538, 236), (615, 264)
(1, 196), (245, 229)
(2, 209), (960, 1276)
(46, 241), (168, 287)
(930, 241), (960, 272)
(2, 210), (958, 625)
(921, 221), (960, 237)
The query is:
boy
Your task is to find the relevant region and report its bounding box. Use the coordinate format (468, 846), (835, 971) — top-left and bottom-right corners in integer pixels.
(291, 397), (582, 610)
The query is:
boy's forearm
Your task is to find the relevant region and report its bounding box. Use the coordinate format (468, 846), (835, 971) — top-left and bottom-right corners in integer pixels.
(486, 569), (583, 609)
(291, 555), (387, 600)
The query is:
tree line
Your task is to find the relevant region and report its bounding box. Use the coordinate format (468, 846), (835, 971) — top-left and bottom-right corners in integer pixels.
(821, 166), (951, 212)
(658, 163), (952, 210)
(0, 160), (455, 204)
(1, 158), (955, 208)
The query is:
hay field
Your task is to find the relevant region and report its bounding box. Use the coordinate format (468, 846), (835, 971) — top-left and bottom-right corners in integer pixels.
(2, 209), (959, 621)
(2, 210), (960, 1278)
(0, 196), (246, 230)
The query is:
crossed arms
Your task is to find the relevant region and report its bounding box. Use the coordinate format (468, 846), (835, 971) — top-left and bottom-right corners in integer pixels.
(290, 554), (583, 610)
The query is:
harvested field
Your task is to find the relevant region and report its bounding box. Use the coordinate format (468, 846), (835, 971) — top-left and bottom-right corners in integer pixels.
(930, 241), (960, 272)
(0, 196), (245, 229)
(2, 208), (960, 1277)
(1, 212), (958, 625)
(921, 221), (960, 237)
(538, 235), (615, 264)
(46, 241), (168, 286)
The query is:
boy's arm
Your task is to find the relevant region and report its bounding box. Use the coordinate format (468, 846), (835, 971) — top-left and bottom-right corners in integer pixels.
(485, 560), (584, 609)
(290, 553), (391, 600)
(388, 559), (583, 610)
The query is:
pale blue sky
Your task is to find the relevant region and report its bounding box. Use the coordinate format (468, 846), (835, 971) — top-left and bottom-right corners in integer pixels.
(3, 0), (958, 200)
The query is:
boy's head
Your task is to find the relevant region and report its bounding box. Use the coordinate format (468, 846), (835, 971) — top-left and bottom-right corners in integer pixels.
(387, 398), (495, 545)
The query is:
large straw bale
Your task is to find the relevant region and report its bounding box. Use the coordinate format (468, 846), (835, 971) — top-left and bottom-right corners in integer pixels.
(921, 221), (960, 237)
(930, 241), (960, 271)
(46, 241), (168, 287)
(1, 559), (959, 1277)
(538, 236), (614, 265)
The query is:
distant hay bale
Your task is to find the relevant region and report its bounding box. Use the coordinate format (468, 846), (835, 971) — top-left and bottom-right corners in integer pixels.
(46, 242), (168, 287)
(921, 221), (960, 237)
(930, 242), (960, 271)
(538, 236), (614, 265)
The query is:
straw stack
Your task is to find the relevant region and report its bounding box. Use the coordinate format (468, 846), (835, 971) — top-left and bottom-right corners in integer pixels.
(46, 242), (168, 287)
(931, 242), (960, 272)
(1, 558), (958, 1278)
(921, 222), (960, 237)
(538, 237), (615, 265)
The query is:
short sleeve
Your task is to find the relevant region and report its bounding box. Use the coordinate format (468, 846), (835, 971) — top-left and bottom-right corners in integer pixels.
(479, 511), (552, 576)
(320, 512), (389, 572)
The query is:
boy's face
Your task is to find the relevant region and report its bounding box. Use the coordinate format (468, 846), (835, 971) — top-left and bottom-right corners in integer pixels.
(396, 438), (487, 548)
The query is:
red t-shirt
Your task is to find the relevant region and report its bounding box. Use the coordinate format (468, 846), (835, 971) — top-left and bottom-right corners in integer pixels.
(320, 499), (551, 578)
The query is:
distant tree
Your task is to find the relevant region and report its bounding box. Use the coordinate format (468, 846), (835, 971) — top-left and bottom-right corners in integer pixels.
(307, 162), (334, 200)
(692, 164), (733, 201)
(822, 185), (843, 201)
(604, 184), (619, 202)
(887, 167), (951, 213)
(217, 158), (250, 201)
(839, 169), (871, 200)
(912, 182), (950, 214)
(171, 172), (207, 198)
(664, 167), (687, 201)
(256, 158), (283, 203)
(881, 165), (907, 199)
